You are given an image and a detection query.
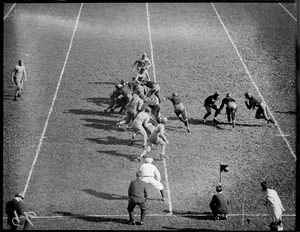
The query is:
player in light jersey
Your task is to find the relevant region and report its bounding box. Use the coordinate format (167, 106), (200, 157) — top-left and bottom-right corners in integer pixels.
(11, 60), (27, 101)
(138, 117), (169, 162)
(116, 93), (144, 129)
(131, 53), (151, 73)
(130, 107), (153, 147)
(135, 67), (150, 82)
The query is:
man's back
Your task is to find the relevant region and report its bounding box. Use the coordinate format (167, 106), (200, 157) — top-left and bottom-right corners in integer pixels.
(211, 192), (229, 213)
(128, 178), (148, 198)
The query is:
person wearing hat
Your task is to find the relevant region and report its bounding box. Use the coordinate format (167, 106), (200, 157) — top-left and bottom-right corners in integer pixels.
(209, 185), (230, 221)
(244, 93), (275, 125)
(261, 181), (285, 231)
(6, 192), (31, 230)
(203, 92), (220, 123)
(214, 93), (237, 128)
(165, 92), (190, 132)
(138, 116), (169, 161)
(127, 171), (149, 225)
(139, 158), (165, 201)
(131, 53), (151, 74)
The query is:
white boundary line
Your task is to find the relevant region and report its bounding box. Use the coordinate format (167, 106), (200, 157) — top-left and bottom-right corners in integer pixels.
(3, 3), (16, 20)
(146, 3), (156, 83)
(2, 213), (295, 219)
(279, 3), (297, 21)
(22, 3), (84, 196)
(211, 3), (296, 160)
(146, 3), (173, 215)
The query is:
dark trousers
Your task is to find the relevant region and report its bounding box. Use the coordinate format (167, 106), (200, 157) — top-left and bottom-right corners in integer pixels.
(127, 197), (147, 222)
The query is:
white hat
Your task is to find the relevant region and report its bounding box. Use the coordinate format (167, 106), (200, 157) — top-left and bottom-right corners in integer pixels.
(145, 157), (154, 163)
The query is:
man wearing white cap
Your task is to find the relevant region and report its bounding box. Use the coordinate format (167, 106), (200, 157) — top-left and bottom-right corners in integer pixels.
(139, 158), (165, 201)
(261, 181), (285, 231)
(6, 192), (31, 230)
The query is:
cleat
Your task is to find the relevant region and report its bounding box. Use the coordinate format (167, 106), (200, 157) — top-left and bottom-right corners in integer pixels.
(213, 118), (219, 123)
(13, 97), (19, 101)
(202, 119), (206, 123)
(129, 221), (136, 225)
(187, 127), (190, 132)
(161, 197), (165, 202)
(139, 221), (145, 225)
(214, 216), (220, 221)
(224, 215), (228, 220)
(137, 157), (142, 162)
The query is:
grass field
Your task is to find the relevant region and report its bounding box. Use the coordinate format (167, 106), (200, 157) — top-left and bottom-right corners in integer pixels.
(2, 2), (297, 231)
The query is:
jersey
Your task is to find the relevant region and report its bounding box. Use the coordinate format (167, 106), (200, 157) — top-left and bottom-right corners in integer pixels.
(13, 65), (25, 79)
(139, 163), (161, 181)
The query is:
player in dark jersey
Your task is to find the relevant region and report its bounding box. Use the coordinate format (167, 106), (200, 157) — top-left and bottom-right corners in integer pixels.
(214, 93), (237, 128)
(203, 92), (220, 123)
(244, 93), (275, 125)
(141, 80), (162, 103)
(165, 92), (190, 132)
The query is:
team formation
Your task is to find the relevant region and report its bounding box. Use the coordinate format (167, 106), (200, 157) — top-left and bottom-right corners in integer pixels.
(7, 51), (284, 230)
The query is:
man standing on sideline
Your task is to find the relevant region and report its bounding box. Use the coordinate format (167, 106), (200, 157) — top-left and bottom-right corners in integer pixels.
(6, 192), (32, 230)
(203, 92), (220, 123)
(165, 92), (190, 132)
(131, 53), (151, 73)
(214, 93), (237, 128)
(261, 181), (285, 231)
(139, 158), (165, 201)
(127, 171), (149, 225)
(244, 93), (276, 125)
(209, 185), (230, 221)
(12, 60), (27, 101)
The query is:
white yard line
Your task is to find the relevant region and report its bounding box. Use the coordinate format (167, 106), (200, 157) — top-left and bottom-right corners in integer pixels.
(279, 3), (297, 21)
(22, 3), (84, 196)
(3, 3), (16, 20)
(146, 3), (156, 83)
(2, 213), (295, 219)
(146, 3), (173, 215)
(211, 3), (296, 160)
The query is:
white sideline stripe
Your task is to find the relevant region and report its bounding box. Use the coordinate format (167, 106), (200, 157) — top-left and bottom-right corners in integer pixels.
(146, 3), (156, 83)
(3, 3), (16, 20)
(146, 3), (173, 214)
(211, 3), (296, 160)
(22, 3), (84, 196)
(2, 213), (295, 219)
(279, 3), (297, 21)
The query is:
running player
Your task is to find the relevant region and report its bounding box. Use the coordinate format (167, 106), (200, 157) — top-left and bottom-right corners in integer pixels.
(203, 92), (220, 123)
(141, 80), (162, 103)
(165, 92), (190, 132)
(214, 93), (237, 128)
(244, 93), (275, 125)
(131, 53), (151, 73)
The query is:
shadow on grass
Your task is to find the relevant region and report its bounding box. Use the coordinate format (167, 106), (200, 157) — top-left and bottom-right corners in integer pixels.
(86, 97), (110, 108)
(87, 136), (133, 146)
(163, 210), (214, 221)
(96, 150), (138, 162)
(162, 226), (216, 231)
(189, 118), (264, 128)
(83, 118), (120, 131)
(82, 189), (128, 200)
(88, 81), (116, 85)
(274, 110), (295, 114)
(53, 211), (129, 224)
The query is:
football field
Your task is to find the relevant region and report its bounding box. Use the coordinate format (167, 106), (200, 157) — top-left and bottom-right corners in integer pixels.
(3, 2), (297, 230)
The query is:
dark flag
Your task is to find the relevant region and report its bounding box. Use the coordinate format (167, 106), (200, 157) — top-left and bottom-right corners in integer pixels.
(220, 164), (229, 172)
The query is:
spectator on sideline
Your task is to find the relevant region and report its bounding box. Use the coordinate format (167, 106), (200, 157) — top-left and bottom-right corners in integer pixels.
(11, 60), (27, 101)
(127, 171), (148, 225)
(139, 158), (165, 201)
(138, 117), (169, 161)
(6, 192), (32, 230)
(261, 181), (285, 231)
(131, 53), (151, 73)
(165, 92), (190, 132)
(244, 93), (275, 125)
(214, 93), (237, 128)
(209, 185), (230, 221)
(203, 92), (220, 123)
